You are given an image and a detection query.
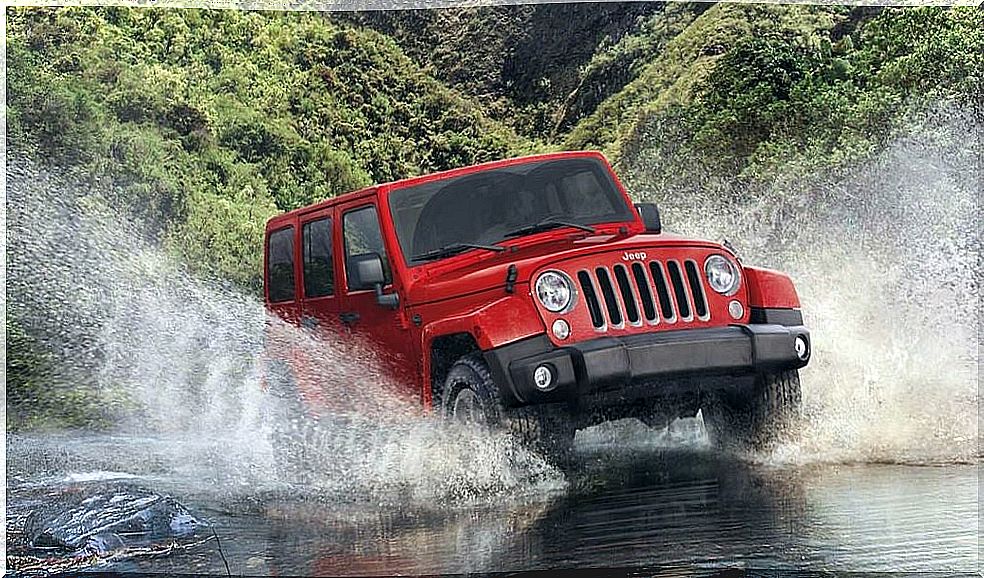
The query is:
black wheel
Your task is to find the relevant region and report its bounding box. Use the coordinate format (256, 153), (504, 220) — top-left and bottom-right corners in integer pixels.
(442, 354), (505, 427)
(507, 404), (577, 458)
(442, 354), (575, 458)
(702, 369), (802, 451)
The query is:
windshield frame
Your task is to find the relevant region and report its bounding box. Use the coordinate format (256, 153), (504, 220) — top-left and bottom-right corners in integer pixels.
(384, 154), (637, 268)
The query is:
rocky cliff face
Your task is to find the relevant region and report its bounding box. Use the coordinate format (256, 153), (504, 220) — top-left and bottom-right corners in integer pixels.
(342, 3), (669, 137)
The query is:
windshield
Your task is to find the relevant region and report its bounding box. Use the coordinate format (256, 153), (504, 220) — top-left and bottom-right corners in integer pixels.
(389, 158), (634, 265)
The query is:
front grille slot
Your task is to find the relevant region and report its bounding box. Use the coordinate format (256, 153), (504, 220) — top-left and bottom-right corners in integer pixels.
(684, 260), (708, 319)
(577, 271), (605, 329)
(666, 260), (692, 320)
(595, 267), (623, 327)
(649, 262), (675, 321)
(631, 263), (657, 322)
(575, 256), (711, 333)
(613, 265), (640, 325)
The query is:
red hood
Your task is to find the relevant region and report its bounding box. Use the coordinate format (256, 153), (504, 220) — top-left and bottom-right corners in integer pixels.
(402, 229), (731, 305)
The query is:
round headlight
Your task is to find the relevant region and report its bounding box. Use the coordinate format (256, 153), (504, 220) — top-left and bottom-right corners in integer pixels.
(704, 255), (740, 296)
(535, 271), (574, 313)
(551, 319), (571, 340)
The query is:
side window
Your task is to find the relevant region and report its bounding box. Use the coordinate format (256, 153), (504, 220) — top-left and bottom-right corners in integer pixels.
(343, 205), (391, 290)
(302, 217), (334, 298)
(267, 227), (295, 303)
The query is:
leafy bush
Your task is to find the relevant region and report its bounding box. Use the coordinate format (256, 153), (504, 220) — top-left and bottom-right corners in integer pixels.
(614, 6), (982, 189)
(7, 6), (529, 288)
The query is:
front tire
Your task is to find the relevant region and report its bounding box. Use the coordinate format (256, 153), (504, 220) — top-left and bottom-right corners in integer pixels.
(702, 369), (802, 451)
(442, 354), (504, 427)
(442, 354), (575, 458)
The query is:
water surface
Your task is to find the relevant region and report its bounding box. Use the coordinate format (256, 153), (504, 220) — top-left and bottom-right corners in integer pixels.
(6, 431), (978, 575)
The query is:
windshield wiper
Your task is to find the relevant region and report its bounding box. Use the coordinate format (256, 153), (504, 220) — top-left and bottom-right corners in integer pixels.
(412, 242), (506, 263)
(503, 217), (596, 239)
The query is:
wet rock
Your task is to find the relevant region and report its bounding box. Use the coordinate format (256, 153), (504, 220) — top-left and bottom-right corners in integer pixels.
(27, 488), (206, 555)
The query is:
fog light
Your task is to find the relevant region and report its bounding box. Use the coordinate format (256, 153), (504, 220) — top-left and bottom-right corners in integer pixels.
(728, 300), (744, 320)
(533, 365), (554, 391)
(551, 319), (571, 340)
(794, 335), (809, 360)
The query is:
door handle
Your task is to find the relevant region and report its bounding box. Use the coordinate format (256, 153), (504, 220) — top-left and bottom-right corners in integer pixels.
(301, 316), (319, 329)
(339, 312), (360, 325)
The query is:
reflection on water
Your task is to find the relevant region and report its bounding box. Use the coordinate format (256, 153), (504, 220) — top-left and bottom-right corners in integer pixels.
(249, 452), (978, 574)
(6, 433), (978, 575)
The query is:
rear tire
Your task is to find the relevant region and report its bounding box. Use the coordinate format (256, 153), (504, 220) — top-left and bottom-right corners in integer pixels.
(702, 369), (802, 451)
(442, 354), (575, 459)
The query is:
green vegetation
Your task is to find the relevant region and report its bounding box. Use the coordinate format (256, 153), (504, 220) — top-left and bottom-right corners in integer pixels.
(343, 3), (666, 139)
(6, 4), (980, 429)
(9, 4), (979, 286)
(5, 317), (128, 430)
(554, 3), (708, 135)
(562, 5), (981, 185)
(6, 7), (532, 287)
(565, 3), (850, 157)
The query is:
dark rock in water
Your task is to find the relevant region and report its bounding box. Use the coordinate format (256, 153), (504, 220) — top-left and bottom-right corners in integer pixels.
(28, 489), (206, 555)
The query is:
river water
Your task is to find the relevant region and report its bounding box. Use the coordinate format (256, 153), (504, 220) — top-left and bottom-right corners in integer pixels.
(5, 427), (979, 575)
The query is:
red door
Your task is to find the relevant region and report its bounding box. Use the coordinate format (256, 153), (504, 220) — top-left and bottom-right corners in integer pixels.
(284, 207), (345, 414)
(337, 200), (419, 401)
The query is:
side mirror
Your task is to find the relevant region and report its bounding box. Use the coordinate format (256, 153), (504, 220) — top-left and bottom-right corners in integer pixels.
(635, 203), (662, 234)
(353, 254), (400, 309)
(355, 254), (386, 286)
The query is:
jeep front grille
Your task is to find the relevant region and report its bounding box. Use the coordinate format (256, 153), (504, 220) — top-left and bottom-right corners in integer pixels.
(576, 259), (709, 331)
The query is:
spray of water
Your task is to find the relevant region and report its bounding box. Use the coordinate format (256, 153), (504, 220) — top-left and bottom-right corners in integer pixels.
(5, 156), (564, 503)
(7, 100), (978, 504)
(625, 103), (981, 465)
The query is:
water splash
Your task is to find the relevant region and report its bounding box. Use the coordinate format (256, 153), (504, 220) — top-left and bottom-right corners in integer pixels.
(7, 99), (979, 495)
(5, 156), (564, 503)
(625, 103), (981, 465)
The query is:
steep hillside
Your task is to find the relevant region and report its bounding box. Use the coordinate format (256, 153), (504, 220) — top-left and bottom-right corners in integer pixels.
(553, 2), (709, 134)
(565, 3), (850, 158)
(343, 2), (667, 138)
(6, 7), (533, 287)
(10, 6), (976, 289)
(565, 4), (982, 184)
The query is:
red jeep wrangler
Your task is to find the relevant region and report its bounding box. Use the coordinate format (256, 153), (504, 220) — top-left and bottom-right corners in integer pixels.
(263, 151), (810, 455)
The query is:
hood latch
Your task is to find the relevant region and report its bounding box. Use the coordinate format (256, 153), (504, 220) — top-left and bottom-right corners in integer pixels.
(505, 264), (518, 294)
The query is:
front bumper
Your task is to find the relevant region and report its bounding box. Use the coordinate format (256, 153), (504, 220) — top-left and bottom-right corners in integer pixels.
(484, 323), (810, 406)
